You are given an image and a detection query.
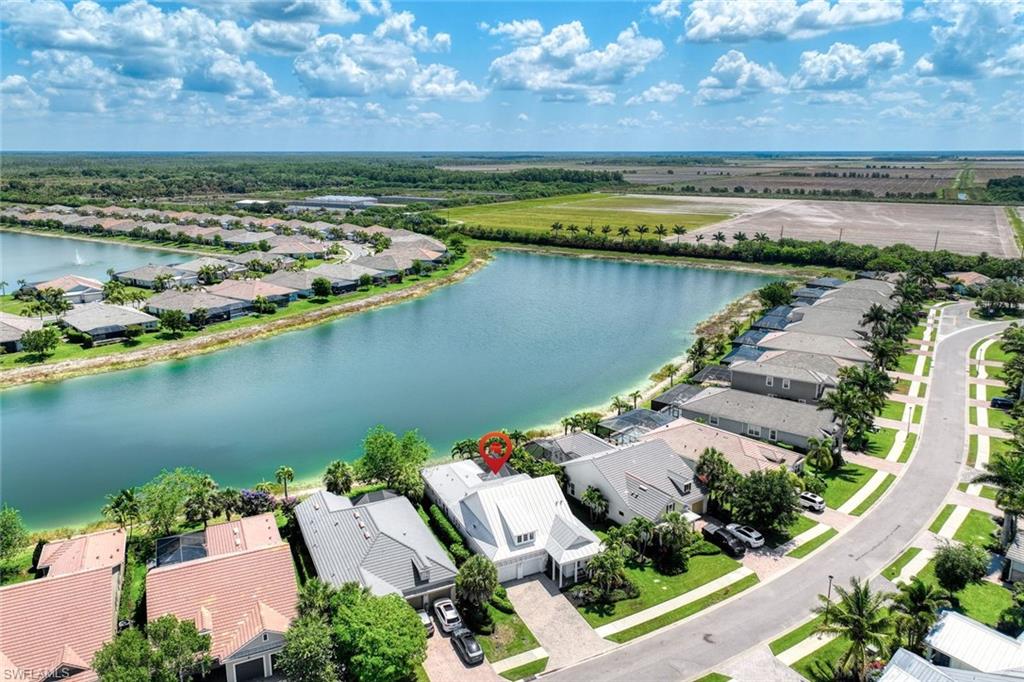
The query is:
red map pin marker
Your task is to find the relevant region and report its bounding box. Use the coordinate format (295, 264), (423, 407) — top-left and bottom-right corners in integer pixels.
(478, 431), (513, 475)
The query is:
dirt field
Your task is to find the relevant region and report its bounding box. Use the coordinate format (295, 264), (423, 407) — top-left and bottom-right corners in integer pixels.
(672, 198), (1019, 257)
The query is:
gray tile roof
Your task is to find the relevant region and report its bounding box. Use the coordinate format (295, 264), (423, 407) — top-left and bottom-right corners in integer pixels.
(680, 387), (836, 438)
(757, 331), (871, 363)
(527, 432), (612, 462)
(806, 277), (846, 289)
(729, 358), (839, 385)
(310, 262), (384, 282)
(352, 254), (413, 273)
(295, 490), (456, 599)
(115, 264), (188, 281)
(750, 350), (853, 377)
(145, 290), (247, 315)
(652, 383), (709, 408)
(784, 306), (869, 339)
(62, 302), (158, 336)
(172, 257), (242, 274)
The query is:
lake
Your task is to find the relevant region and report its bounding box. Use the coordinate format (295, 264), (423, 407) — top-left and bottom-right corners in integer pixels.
(1, 230), (183, 284)
(0, 250), (771, 528)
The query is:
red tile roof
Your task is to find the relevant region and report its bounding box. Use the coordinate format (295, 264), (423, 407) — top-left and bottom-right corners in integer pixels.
(37, 528), (126, 577)
(0, 566), (121, 682)
(205, 514), (282, 556)
(146, 537), (297, 661)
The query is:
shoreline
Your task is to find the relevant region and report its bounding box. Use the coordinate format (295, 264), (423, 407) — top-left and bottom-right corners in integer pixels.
(0, 225), (226, 257)
(0, 250), (490, 388)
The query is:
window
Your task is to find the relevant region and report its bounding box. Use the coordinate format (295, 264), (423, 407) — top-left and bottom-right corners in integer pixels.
(747, 425), (762, 437)
(709, 415), (719, 426)
(683, 482), (692, 493)
(569, 483), (576, 496)
(768, 429), (777, 441)
(765, 376), (774, 387)
(514, 532), (536, 545)
(665, 503), (675, 513)
(782, 378), (791, 390)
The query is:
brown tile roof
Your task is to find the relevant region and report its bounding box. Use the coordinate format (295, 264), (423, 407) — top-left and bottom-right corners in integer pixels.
(37, 528), (126, 577)
(34, 274), (104, 292)
(205, 514), (282, 556)
(0, 564), (122, 681)
(146, 542), (298, 661)
(640, 417), (804, 476)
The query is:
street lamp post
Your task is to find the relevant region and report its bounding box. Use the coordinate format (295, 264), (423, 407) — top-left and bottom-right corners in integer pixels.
(825, 574), (835, 625)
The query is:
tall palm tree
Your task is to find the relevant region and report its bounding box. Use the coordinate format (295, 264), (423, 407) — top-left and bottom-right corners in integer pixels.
(672, 225), (686, 238)
(868, 337), (905, 371)
(654, 225), (668, 237)
(753, 232), (770, 242)
(611, 395), (630, 415)
(583, 225), (595, 238)
(813, 576), (892, 682)
(974, 451), (1024, 544)
(861, 303), (889, 337)
(890, 578), (950, 653)
(0, 280), (7, 296)
(629, 390), (642, 410)
(566, 224), (580, 238)
(732, 232), (748, 242)
(508, 429), (527, 446)
(617, 226), (631, 242)
(819, 384), (862, 461)
(625, 516), (655, 559)
(275, 465), (295, 498)
(323, 461), (355, 495)
(711, 231), (726, 245)
(600, 224), (612, 240)
(581, 486), (608, 521)
(561, 416), (573, 435)
(102, 488), (141, 541)
(805, 436), (836, 471)
(695, 233), (705, 243)
(450, 438), (477, 460)
(840, 365), (893, 415)
(687, 336), (711, 373)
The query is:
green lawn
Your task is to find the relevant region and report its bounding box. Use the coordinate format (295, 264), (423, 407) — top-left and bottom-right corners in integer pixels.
(882, 547), (923, 581)
(917, 560), (1012, 628)
(445, 193), (731, 238)
(578, 552), (741, 627)
(792, 635), (852, 682)
(952, 509), (998, 548)
(477, 605), (540, 663)
(893, 379), (911, 395)
(988, 408), (1016, 432)
(811, 462), (876, 509)
(881, 400), (908, 421)
(0, 251), (474, 372)
(986, 342), (1011, 363)
(898, 432), (918, 463)
(968, 435), (979, 467)
(770, 615), (825, 655)
(787, 528), (838, 558)
(692, 674), (732, 682)
(957, 482), (998, 500)
(929, 504), (956, 533)
(851, 474), (895, 516)
(897, 354), (922, 374)
(992, 437), (1013, 457)
(908, 325), (926, 340)
(970, 406), (978, 426)
(766, 515), (817, 549)
(0, 545), (37, 586)
(605, 574), (759, 643)
(864, 427), (898, 458)
(118, 548), (148, 623)
(0, 295), (34, 315)
(499, 657), (548, 681)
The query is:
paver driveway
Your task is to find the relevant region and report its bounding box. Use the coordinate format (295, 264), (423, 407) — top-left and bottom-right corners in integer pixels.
(423, 629), (501, 682)
(506, 576), (613, 670)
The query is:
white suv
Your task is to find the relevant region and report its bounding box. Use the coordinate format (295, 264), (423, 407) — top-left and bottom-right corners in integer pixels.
(433, 598), (463, 633)
(725, 523), (765, 548)
(799, 491), (826, 513)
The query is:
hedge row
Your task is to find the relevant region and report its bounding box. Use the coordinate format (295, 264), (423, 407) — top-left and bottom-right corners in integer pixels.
(426, 503), (471, 566)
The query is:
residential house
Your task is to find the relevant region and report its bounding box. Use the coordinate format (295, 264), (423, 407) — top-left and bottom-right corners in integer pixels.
(222, 251), (294, 271)
(805, 276), (847, 289)
(729, 349), (851, 403)
(782, 306), (869, 340)
(672, 386), (837, 451)
(266, 236), (327, 258)
(422, 460), (601, 585)
(94, 217), (137, 233)
(0, 528), (126, 681)
(650, 384), (708, 415)
(295, 490), (457, 608)
(755, 330), (873, 364)
(595, 408), (676, 444)
(310, 262), (386, 285)
(946, 271), (992, 293)
(146, 514), (298, 682)
(262, 269), (355, 296)
(219, 230), (275, 248)
(173, 256), (246, 281)
(877, 648), (1021, 682)
(0, 312), (42, 352)
(562, 438), (705, 521)
(525, 431), (612, 464)
(924, 610), (1024, 674)
(791, 286), (831, 305)
(114, 264), (197, 289)
(351, 254), (414, 276)
(207, 279), (297, 306)
(751, 305), (797, 331)
(62, 302), (159, 344)
(24, 274), (104, 304)
(639, 418), (805, 476)
(1004, 523), (1024, 582)
(145, 290), (250, 322)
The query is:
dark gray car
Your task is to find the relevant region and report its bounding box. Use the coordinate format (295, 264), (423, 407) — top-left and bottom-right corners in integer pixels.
(452, 628), (484, 665)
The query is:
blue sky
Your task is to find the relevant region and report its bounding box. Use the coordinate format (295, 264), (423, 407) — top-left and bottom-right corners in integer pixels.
(1, 0), (1021, 151)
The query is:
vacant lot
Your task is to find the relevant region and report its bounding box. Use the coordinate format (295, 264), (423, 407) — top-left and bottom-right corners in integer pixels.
(677, 198), (1019, 257)
(445, 193), (738, 237)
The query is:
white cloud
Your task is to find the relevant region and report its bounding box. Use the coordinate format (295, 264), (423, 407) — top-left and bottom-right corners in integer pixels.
(409, 64), (486, 101)
(625, 80), (686, 105)
(481, 19), (544, 43)
(247, 20), (319, 54)
(648, 0), (683, 21)
(802, 90), (867, 105)
(517, 112), (529, 121)
(0, 74), (49, 112)
(488, 21), (664, 103)
(879, 104), (921, 120)
(736, 114), (777, 127)
(942, 80), (975, 101)
(694, 50), (786, 103)
(182, 50), (278, 98)
(790, 40), (903, 89)
(373, 10), (450, 51)
(189, 0), (361, 24)
(683, 0), (903, 42)
(914, 0), (1024, 77)
(617, 116), (643, 128)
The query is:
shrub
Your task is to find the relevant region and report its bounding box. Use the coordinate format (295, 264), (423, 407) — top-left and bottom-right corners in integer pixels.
(427, 503), (470, 566)
(239, 489), (276, 517)
(934, 542), (988, 593)
(489, 586), (515, 614)
(449, 543), (470, 566)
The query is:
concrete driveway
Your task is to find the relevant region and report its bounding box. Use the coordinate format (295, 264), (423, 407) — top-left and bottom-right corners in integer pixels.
(423, 629), (501, 682)
(506, 576), (613, 670)
(546, 303), (1010, 681)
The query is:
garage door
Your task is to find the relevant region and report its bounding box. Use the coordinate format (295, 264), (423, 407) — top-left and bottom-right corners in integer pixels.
(518, 554), (547, 579)
(234, 658), (265, 682)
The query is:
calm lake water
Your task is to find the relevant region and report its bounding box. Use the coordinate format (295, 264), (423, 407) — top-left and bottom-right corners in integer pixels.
(1, 230), (182, 284)
(1, 249), (771, 528)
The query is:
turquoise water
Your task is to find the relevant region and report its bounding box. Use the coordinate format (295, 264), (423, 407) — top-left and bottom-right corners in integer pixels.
(1, 250), (771, 528)
(1, 230), (182, 284)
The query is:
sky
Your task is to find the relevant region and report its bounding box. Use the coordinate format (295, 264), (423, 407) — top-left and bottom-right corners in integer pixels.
(0, 0), (1021, 152)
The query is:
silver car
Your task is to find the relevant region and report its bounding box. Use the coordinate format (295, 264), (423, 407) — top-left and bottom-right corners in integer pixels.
(418, 609), (435, 637)
(433, 598), (462, 633)
(725, 523), (765, 548)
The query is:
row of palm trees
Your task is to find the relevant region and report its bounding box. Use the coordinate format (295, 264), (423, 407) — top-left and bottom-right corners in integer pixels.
(815, 576), (951, 681)
(546, 222), (774, 245)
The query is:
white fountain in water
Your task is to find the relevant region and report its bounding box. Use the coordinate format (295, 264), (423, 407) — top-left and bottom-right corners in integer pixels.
(74, 248), (84, 265)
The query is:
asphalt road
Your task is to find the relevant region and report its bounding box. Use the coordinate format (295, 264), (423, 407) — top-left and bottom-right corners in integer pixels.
(547, 303), (1008, 682)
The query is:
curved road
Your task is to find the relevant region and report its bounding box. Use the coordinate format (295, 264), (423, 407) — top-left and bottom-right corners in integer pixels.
(548, 303), (1007, 681)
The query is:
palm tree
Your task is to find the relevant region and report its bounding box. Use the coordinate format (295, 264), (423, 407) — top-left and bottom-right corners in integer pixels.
(183, 475), (219, 529)
(663, 362), (680, 386)
(753, 232), (770, 242)
(275, 465), (295, 498)
(215, 488), (242, 521)
(102, 488), (141, 541)
(868, 337), (905, 371)
(695, 234), (705, 243)
(617, 226), (631, 242)
(450, 438), (477, 460)
(0, 280), (7, 296)
(581, 486), (609, 521)
(890, 578), (950, 653)
(629, 390), (642, 410)
(974, 451), (1024, 544)
(711, 231), (726, 245)
(550, 222), (564, 237)
(508, 429), (527, 446)
(805, 436), (836, 471)
(813, 576), (892, 681)
(455, 555), (498, 609)
(587, 546), (627, 597)
(732, 232), (748, 242)
(654, 224), (668, 237)
(840, 365), (893, 415)
(635, 225), (650, 239)
(583, 225), (595, 238)
(861, 303), (889, 336)
(297, 578), (339, 621)
(818, 384), (862, 461)
(687, 336), (712, 373)
(566, 224), (580, 238)
(625, 516), (655, 560)
(672, 225), (686, 239)
(611, 395), (630, 415)
(323, 460), (355, 495)
(600, 224), (612, 240)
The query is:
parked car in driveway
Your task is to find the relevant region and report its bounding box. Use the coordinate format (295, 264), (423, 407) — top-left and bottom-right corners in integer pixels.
(702, 521), (746, 558)
(433, 598), (462, 633)
(418, 609), (435, 637)
(726, 523), (765, 548)
(799, 491), (826, 513)
(451, 628), (484, 665)
(992, 396), (1015, 410)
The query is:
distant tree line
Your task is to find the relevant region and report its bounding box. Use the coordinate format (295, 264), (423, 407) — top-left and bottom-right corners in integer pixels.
(987, 176), (1024, 202)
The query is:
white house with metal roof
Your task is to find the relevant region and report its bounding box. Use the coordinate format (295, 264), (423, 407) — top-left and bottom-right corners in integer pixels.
(925, 610), (1024, 674)
(421, 460), (601, 586)
(878, 648), (1019, 682)
(294, 490), (456, 609)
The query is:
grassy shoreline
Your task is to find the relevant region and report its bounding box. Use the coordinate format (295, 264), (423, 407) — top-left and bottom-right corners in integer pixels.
(0, 224), (227, 256)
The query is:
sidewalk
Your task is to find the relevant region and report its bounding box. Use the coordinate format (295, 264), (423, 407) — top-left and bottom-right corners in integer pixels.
(838, 470), (891, 514)
(491, 648), (548, 675)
